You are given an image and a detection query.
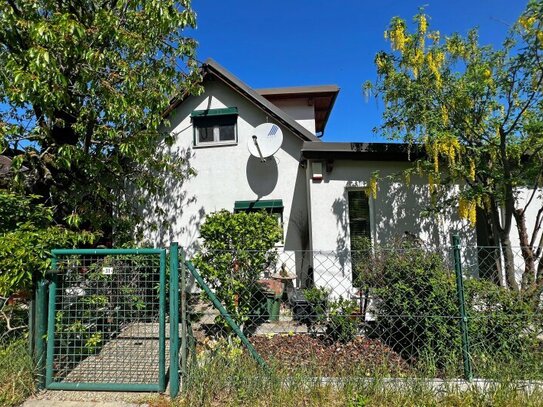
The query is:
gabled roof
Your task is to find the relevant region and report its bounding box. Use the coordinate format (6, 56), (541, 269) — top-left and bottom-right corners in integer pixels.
(164, 59), (322, 143)
(256, 85), (339, 135)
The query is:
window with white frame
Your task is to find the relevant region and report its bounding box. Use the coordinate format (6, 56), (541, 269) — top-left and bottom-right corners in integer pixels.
(191, 107), (238, 146)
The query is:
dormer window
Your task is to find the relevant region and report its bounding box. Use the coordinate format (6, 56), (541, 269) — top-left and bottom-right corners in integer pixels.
(191, 107), (238, 147)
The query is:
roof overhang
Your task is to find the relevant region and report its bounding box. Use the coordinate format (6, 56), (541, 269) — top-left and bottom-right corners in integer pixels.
(301, 142), (423, 161)
(256, 85), (339, 135)
(164, 59), (322, 143)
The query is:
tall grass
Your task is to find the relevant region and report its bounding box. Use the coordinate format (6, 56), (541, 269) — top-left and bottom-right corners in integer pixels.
(162, 352), (543, 407)
(0, 339), (35, 407)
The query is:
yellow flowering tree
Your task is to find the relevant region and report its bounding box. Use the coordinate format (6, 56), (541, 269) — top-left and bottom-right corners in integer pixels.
(365, 4), (543, 292)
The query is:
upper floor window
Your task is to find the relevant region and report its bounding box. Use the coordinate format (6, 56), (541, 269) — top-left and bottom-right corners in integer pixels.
(191, 107), (238, 147)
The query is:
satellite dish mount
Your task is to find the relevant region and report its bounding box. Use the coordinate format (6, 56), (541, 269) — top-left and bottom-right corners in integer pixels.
(248, 123), (283, 163)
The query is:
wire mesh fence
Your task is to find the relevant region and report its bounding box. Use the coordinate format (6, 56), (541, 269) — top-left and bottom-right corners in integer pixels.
(45, 249), (167, 390)
(185, 243), (543, 381)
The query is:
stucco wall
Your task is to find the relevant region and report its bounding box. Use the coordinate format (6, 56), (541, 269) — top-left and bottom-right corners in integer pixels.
(307, 159), (476, 297)
(270, 98), (316, 134)
(141, 79), (310, 280)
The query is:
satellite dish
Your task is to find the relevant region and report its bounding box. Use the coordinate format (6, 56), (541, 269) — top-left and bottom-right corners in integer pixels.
(247, 123), (283, 162)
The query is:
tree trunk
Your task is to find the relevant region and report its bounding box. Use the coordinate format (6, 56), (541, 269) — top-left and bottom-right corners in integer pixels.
(497, 126), (517, 290)
(500, 232), (519, 291)
(476, 206), (502, 284)
(487, 199), (515, 289)
(514, 209), (536, 290)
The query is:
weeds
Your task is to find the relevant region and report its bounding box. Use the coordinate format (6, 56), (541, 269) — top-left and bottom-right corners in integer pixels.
(158, 349), (543, 407)
(0, 339), (34, 407)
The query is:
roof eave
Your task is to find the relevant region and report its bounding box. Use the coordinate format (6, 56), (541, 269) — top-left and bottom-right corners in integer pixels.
(301, 142), (423, 162)
(256, 85), (339, 135)
(256, 85), (339, 96)
(319, 89), (339, 136)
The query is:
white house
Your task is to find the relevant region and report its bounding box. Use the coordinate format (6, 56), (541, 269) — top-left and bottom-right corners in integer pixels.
(142, 59), (539, 295)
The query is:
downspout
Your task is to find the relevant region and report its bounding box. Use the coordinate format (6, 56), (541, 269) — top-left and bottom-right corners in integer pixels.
(303, 156), (315, 286)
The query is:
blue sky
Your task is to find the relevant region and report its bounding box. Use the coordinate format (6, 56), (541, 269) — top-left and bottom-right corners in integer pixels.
(189, 0), (527, 142)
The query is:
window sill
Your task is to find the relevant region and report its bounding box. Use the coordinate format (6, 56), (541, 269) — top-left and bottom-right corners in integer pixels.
(193, 141), (238, 149)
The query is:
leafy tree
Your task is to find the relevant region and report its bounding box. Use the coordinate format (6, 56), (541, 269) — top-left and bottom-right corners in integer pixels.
(0, 191), (96, 339)
(365, 3), (543, 292)
(0, 1), (201, 240)
(193, 210), (283, 332)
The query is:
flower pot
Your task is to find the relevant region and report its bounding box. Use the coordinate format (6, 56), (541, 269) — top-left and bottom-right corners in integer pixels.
(257, 279), (284, 321)
(266, 295), (281, 321)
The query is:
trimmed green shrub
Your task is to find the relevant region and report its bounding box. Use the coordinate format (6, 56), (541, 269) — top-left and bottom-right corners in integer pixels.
(193, 210), (283, 331)
(303, 286), (329, 318)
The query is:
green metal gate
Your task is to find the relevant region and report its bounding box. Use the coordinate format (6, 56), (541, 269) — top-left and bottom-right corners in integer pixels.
(44, 248), (168, 392)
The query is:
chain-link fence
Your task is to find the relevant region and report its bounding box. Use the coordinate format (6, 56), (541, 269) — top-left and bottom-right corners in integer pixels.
(185, 243), (543, 381)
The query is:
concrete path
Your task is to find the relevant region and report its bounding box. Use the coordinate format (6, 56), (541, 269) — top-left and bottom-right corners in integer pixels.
(52, 322), (169, 385)
(22, 389), (162, 406)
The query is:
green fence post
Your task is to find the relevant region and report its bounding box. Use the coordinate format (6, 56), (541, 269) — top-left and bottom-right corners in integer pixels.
(184, 260), (269, 371)
(158, 249), (167, 392)
(452, 234), (473, 381)
(28, 277), (36, 358)
(44, 269), (58, 388)
(179, 248), (188, 392)
(35, 277), (48, 389)
(169, 243), (180, 398)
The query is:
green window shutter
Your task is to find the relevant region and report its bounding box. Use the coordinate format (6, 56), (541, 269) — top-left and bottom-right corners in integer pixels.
(348, 191), (370, 239)
(348, 190), (371, 287)
(234, 199), (284, 212)
(191, 107), (238, 118)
